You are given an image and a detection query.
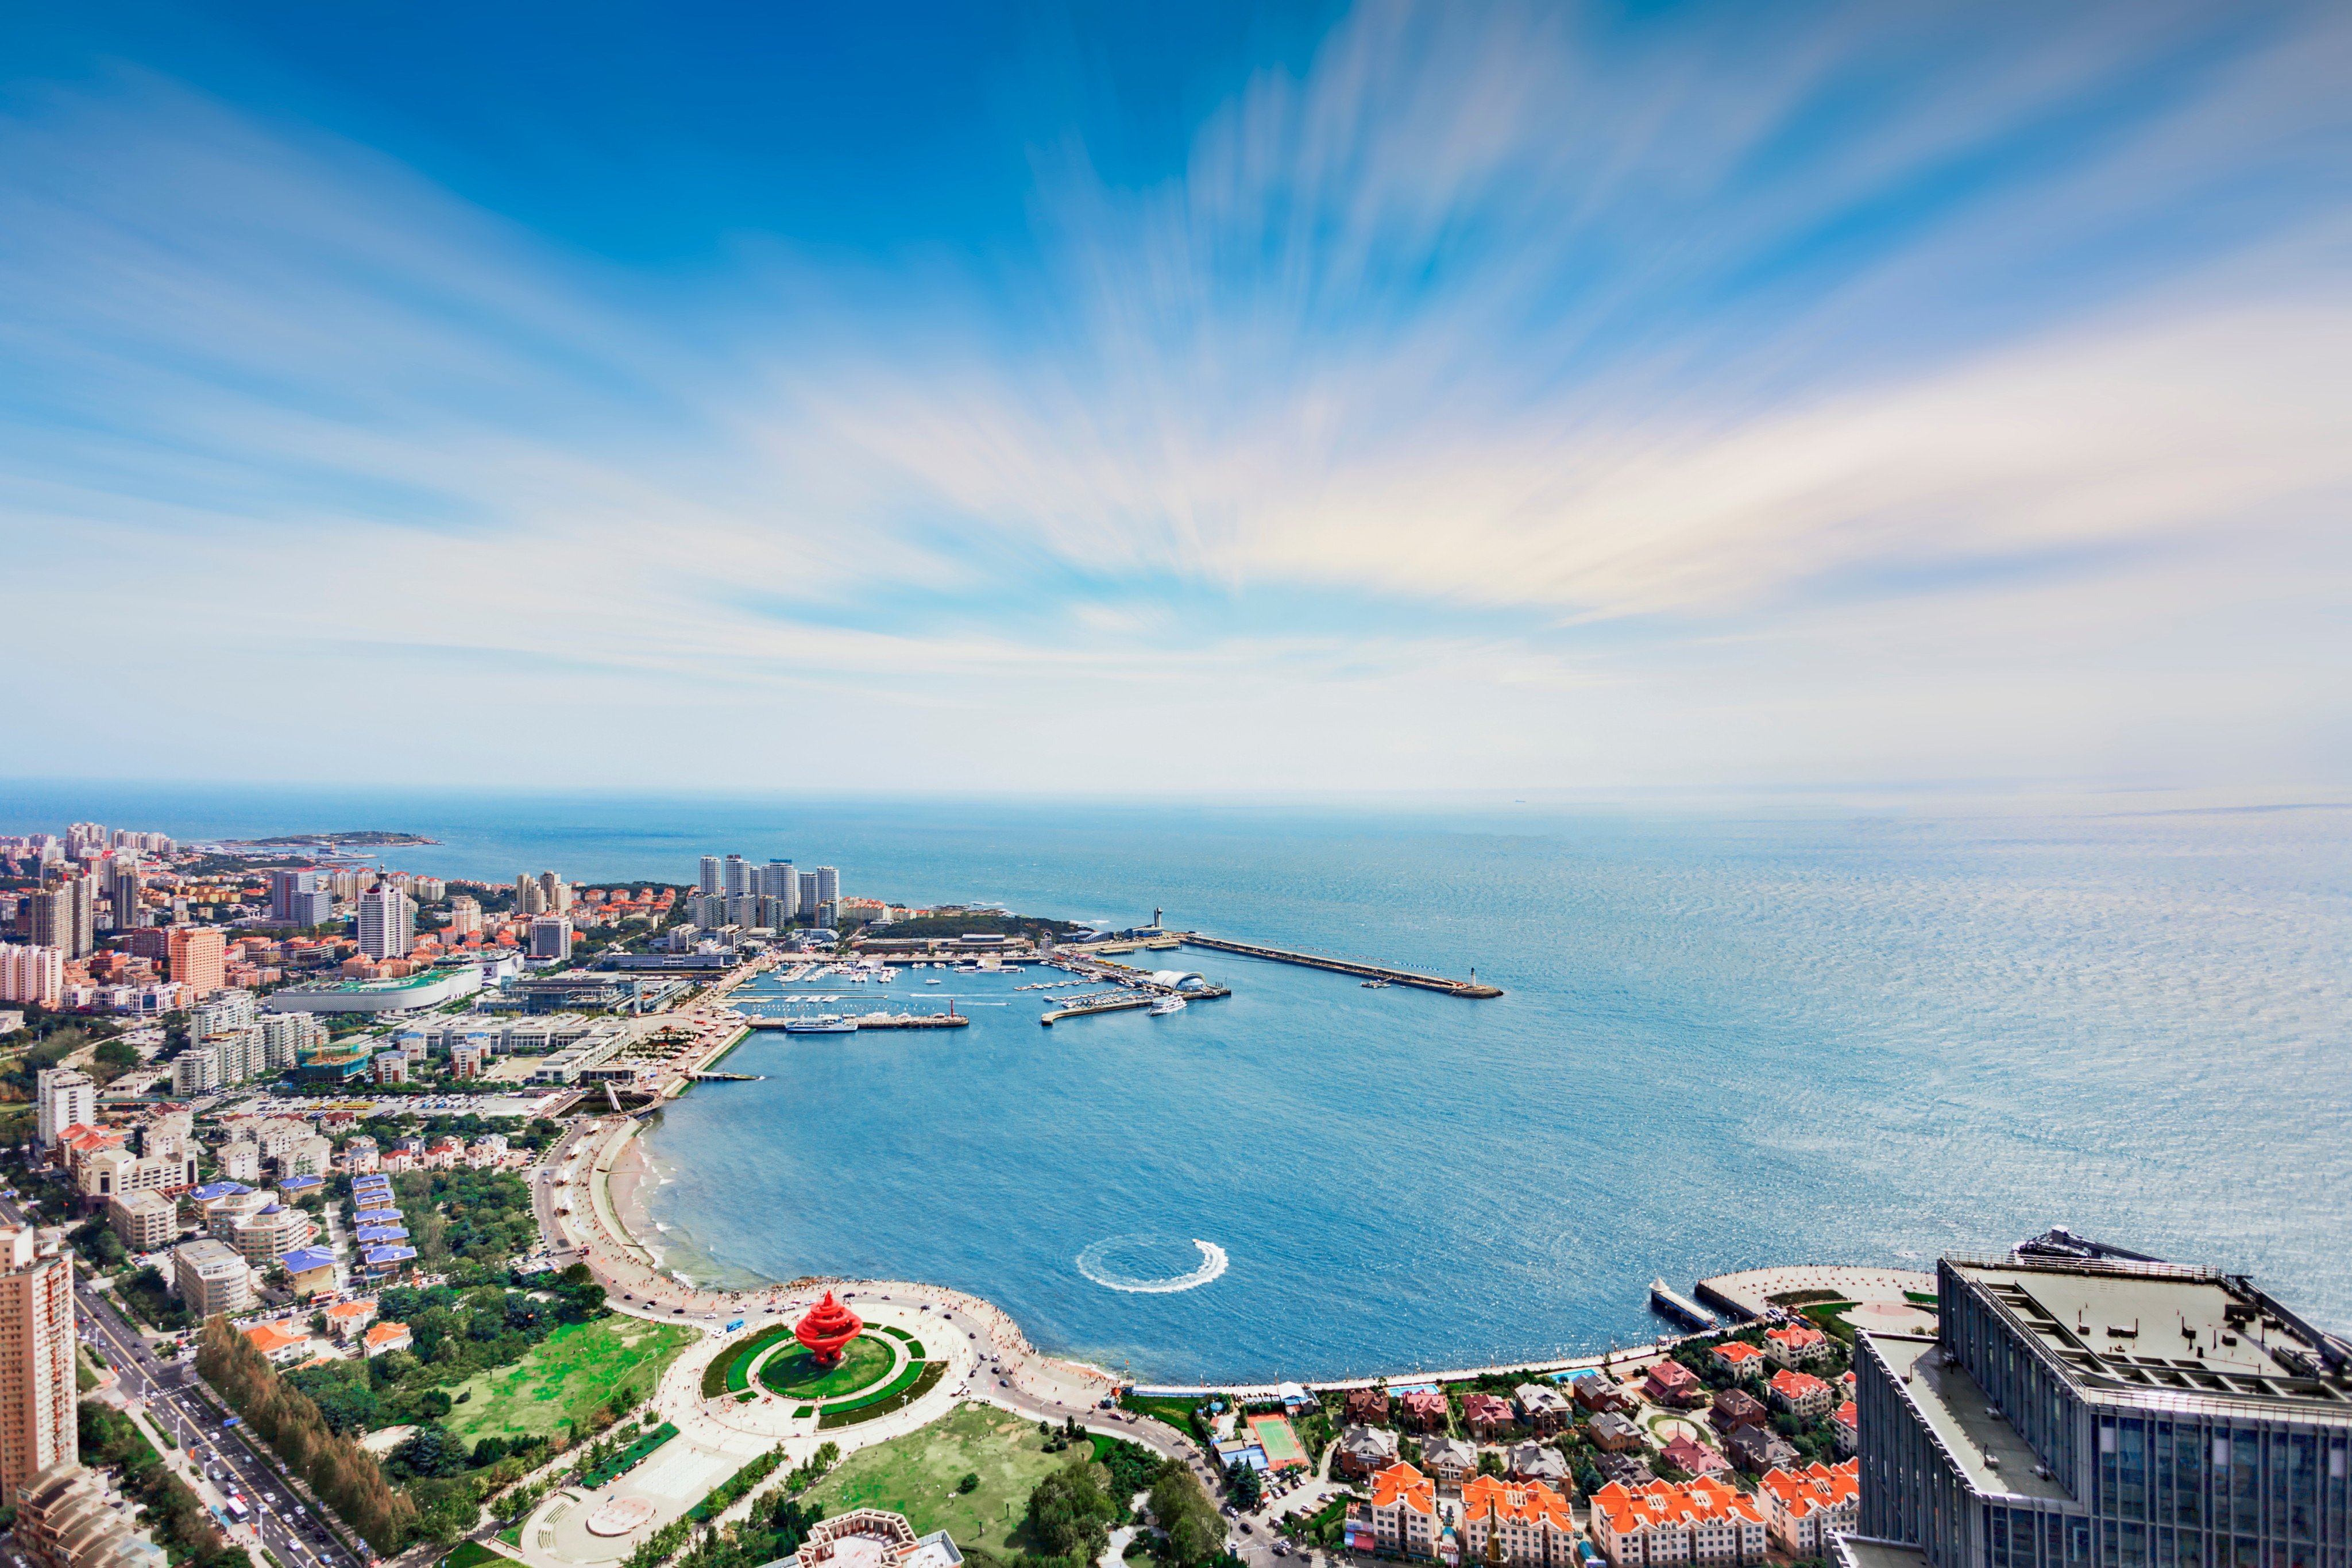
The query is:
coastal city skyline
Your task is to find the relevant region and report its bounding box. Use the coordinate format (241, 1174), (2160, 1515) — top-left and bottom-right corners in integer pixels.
(7, 2), (2351, 794)
(3, 11), (2347, 1568)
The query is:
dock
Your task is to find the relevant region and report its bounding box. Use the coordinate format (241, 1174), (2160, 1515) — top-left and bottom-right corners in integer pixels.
(851, 1013), (971, 1029)
(1648, 1278), (1718, 1330)
(1177, 933), (1501, 997)
(691, 1071), (766, 1082)
(1040, 991), (1155, 1025)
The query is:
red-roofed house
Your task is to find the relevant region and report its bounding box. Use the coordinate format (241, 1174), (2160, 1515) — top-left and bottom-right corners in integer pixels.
(1461, 1392), (1518, 1439)
(362, 1322), (412, 1357)
(323, 1299), (378, 1340)
(1459, 1476), (1577, 1567)
(1710, 1342), (1768, 1380)
(1763, 1323), (1832, 1369)
(1759, 1460), (1860, 1555)
(1662, 1433), (1731, 1478)
(1831, 1400), (1857, 1456)
(1345, 1387), (1391, 1426)
(1768, 1369), (1833, 1420)
(1364, 1463), (1438, 1559)
(1589, 1477), (1768, 1566)
(1643, 1360), (1702, 1407)
(243, 1322), (312, 1366)
(1397, 1388), (1449, 1431)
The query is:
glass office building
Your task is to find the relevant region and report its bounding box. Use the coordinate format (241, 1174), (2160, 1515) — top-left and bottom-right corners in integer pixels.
(1848, 1253), (2351, 1568)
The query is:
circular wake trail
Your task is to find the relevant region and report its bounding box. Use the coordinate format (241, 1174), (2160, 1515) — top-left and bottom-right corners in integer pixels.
(1077, 1236), (1230, 1293)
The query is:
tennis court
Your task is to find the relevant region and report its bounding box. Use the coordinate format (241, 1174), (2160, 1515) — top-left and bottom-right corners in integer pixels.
(1247, 1414), (1308, 1471)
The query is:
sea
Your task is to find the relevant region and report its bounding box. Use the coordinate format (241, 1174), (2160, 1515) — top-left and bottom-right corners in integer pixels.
(7, 782), (2349, 1384)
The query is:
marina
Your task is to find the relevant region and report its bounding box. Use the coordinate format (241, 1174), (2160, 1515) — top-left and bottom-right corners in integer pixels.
(1647, 1277), (1718, 1330)
(1039, 990), (1155, 1025)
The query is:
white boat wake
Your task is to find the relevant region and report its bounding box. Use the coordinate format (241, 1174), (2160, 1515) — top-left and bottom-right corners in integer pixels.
(1076, 1235), (1229, 1293)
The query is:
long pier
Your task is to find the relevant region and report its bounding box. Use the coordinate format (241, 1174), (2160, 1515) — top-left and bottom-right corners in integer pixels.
(1040, 991), (1154, 1025)
(1177, 933), (1501, 997)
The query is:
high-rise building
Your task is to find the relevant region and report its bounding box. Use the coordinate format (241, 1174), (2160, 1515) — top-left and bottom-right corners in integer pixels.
(0, 1224), (77, 1496)
(529, 916), (573, 960)
(357, 887), (414, 959)
(514, 874), (547, 917)
(32, 1071), (92, 1149)
(698, 856), (723, 895)
(166, 928), (226, 996)
(107, 858), (143, 930)
(798, 871), (819, 914)
(540, 871), (571, 914)
(26, 889), (71, 954)
(172, 1238), (249, 1320)
(67, 877), (93, 957)
(447, 896), (482, 937)
(269, 868), (333, 927)
(815, 866), (840, 909)
(726, 894), (761, 929)
(1848, 1243), (2352, 1568)
(723, 855), (751, 898)
(0, 945), (64, 1009)
(758, 862), (800, 922)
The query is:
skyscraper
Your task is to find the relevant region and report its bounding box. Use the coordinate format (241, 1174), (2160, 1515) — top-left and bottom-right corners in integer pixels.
(798, 871), (819, 914)
(31, 1070), (91, 1149)
(815, 866), (840, 909)
(0, 1224), (76, 1496)
(724, 855), (751, 897)
(0, 946), (64, 1010)
(269, 868), (332, 926)
(758, 861), (799, 922)
(67, 876), (93, 957)
(540, 871), (571, 914)
(514, 873), (547, 916)
(357, 887), (414, 959)
(107, 859), (141, 931)
(1850, 1245), (2352, 1568)
(166, 927), (226, 995)
(26, 888), (73, 956)
(698, 856), (722, 895)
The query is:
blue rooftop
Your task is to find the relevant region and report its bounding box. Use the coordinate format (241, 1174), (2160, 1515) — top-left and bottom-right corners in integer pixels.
(356, 1226), (408, 1242)
(356, 1209), (401, 1223)
(281, 1246), (337, 1272)
(281, 1175), (325, 1191)
(192, 1181), (253, 1201)
(362, 1245), (418, 1266)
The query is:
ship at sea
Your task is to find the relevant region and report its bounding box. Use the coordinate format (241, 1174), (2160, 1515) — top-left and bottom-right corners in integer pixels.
(781, 1015), (859, 1034)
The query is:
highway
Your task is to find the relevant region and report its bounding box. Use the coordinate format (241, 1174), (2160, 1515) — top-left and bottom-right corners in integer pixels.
(0, 1188), (374, 1568)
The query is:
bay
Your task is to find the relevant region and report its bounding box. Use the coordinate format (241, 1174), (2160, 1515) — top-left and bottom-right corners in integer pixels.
(6, 783), (2347, 1380)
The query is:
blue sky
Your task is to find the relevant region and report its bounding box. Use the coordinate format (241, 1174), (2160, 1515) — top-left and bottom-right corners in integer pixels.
(3, 1), (2349, 795)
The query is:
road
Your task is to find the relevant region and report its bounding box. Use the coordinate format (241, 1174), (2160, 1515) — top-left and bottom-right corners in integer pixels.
(0, 1188), (373, 1568)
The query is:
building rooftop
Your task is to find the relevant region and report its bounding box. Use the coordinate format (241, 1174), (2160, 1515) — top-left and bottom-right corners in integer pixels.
(1869, 1334), (2069, 1502)
(1952, 1257), (2352, 1413)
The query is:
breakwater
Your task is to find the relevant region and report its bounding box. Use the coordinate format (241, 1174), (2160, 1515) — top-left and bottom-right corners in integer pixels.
(1179, 932), (1502, 996)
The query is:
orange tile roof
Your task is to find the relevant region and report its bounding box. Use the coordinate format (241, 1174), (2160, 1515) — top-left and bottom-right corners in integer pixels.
(1461, 1476), (1571, 1531)
(1592, 1476), (1765, 1536)
(1370, 1462), (1436, 1516)
(1713, 1342), (1766, 1364)
(1770, 1369), (1830, 1399)
(323, 1300), (374, 1320)
(244, 1323), (307, 1355)
(1760, 1459), (1859, 1518)
(363, 1322), (411, 1348)
(1766, 1324), (1828, 1350)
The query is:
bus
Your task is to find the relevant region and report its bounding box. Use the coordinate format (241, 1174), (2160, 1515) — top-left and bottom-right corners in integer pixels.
(225, 1497), (251, 1524)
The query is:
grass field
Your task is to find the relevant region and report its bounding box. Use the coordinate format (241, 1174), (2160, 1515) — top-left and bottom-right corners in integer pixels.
(758, 1334), (895, 1399)
(805, 1401), (1079, 1551)
(445, 1316), (697, 1445)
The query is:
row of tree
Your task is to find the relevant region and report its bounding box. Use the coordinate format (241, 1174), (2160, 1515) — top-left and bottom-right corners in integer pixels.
(196, 1314), (420, 1552)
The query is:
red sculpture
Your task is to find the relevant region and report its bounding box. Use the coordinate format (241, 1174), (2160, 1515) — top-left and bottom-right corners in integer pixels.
(795, 1291), (863, 1366)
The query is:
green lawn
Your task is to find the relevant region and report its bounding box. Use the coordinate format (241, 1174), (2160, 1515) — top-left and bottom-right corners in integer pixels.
(445, 1316), (697, 1445)
(756, 1334), (895, 1400)
(805, 1402), (1077, 1552)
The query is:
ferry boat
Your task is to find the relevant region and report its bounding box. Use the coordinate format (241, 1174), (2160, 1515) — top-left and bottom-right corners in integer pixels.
(1361, 979), (1390, 988)
(925, 976), (943, 985)
(781, 1015), (859, 1034)
(1148, 995), (1188, 1015)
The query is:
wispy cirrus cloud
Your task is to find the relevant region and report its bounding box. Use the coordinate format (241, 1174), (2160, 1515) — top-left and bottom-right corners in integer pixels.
(1, 2), (2349, 791)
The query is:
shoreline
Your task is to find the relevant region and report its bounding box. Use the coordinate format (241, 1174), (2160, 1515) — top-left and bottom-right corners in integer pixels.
(584, 1115), (1794, 1395)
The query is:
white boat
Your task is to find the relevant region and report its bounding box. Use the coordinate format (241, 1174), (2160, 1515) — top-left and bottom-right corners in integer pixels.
(781, 1015), (859, 1034)
(1148, 995), (1188, 1015)
(926, 977), (943, 985)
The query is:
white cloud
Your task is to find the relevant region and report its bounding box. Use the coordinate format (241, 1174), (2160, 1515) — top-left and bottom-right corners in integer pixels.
(1, 6), (2349, 793)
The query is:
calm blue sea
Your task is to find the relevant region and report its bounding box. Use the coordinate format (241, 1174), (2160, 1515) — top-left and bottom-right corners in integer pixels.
(6, 783), (2349, 1381)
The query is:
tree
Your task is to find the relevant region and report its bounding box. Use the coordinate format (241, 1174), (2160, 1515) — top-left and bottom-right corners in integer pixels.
(959, 1473), (980, 1494)
(1225, 1459), (1263, 1512)
(1477, 1449), (1505, 1478)
(1028, 1457), (1117, 1564)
